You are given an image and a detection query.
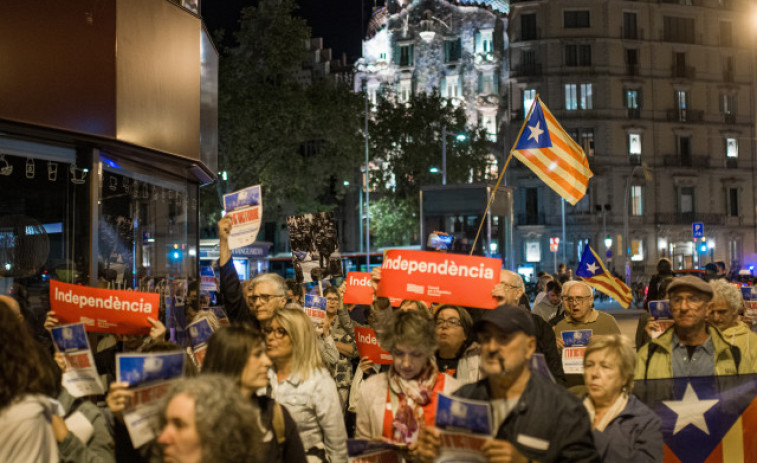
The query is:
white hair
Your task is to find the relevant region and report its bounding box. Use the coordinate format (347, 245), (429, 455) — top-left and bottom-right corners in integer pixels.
(563, 280), (594, 297)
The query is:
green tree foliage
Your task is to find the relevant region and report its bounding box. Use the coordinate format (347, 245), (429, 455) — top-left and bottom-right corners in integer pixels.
(369, 196), (416, 247)
(200, 0), (364, 233)
(368, 91), (491, 200)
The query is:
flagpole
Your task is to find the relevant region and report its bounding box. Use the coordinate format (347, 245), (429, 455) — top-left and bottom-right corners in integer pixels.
(470, 95), (540, 256)
(561, 198), (566, 265)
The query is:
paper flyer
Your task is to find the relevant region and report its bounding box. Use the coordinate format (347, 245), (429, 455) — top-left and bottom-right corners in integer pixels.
(304, 294), (327, 327)
(50, 279), (159, 335)
(223, 185), (262, 249)
(116, 351), (186, 387)
(50, 323), (105, 397)
(741, 287), (753, 301)
(342, 272), (374, 305)
(376, 250), (501, 310)
(354, 326), (393, 365)
(561, 329), (592, 347)
(562, 347), (586, 374)
(117, 351), (185, 448)
(200, 265), (217, 293)
(287, 212), (343, 283)
(433, 393), (492, 462)
(648, 300), (674, 338)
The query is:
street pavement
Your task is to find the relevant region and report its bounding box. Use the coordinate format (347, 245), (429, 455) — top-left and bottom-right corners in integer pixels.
(594, 298), (645, 348)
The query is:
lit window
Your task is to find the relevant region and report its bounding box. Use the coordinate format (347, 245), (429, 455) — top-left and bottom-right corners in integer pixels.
(726, 138), (738, 158)
(626, 89), (639, 109)
(524, 89), (536, 114)
(565, 84), (577, 110)
(525, 241), (541, 262)
(630, 239), (644, 261)
(631, 185), (643, 216)
(565, 84), (592, 110)
(628, 133), (641, 156)
(580, 84), (593, 109)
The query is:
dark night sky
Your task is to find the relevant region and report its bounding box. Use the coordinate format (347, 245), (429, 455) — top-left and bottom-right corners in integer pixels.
(201, 0), (374, 62)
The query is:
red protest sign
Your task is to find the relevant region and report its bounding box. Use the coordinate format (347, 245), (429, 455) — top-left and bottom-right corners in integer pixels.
(354, 326), (392, 365)
(376, 250), (501, 309)
(50, 280), (158, 335)
(342, 272), (373, 305)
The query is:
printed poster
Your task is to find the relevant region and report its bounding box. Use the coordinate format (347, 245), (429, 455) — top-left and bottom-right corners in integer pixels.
(376, 250), (501, 310)
(342, 272), (374, 305)
(354, 326), (392, 365)
(50, 279), (158, 335)
(649, 300), (675, 338)
(561, 329), (592, 347)
(223, 185), (262, 249)
(562, 347), (586, 374)
(187, 317), (215, 369)
(50, 323), (105, 397)
(304, 294), (327, 327)
(287, 212), (343, 283)
(116, 352), (185, 448)
(208, 306), (230, 326)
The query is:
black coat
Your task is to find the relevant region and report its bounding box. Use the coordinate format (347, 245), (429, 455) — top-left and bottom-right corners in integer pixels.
(218, 260), (260, 329)
(454, 373), (600, 463)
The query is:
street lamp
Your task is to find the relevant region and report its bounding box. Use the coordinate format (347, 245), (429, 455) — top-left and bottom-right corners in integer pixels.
(623, 164), (652, 285)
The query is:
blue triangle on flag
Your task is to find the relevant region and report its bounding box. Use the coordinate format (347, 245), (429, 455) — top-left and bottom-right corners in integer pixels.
(634, 375), (757, 463)
(515, 99), (552, 150)
(575, 246), (604, 278)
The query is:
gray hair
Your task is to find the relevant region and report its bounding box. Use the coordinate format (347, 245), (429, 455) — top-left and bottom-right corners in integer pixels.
(250, 273), (287, 296)
(376, 309), (437, 357)
(563, 280), (594, 297)
(709, 279), (743, 313)
(159, 375), (262, 463)
(501, 269), (525, 291)
(584, 334), (636, 392)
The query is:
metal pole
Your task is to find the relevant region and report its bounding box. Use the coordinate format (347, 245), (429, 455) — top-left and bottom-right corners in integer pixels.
(624, 167), (637, 286)
(442, 125), (447, 185)
(561, 199), (566, 264)
(364, 85), (370, 268)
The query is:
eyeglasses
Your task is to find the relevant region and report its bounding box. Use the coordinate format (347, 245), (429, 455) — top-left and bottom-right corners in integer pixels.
(325, 297), (340, 303)
(670, 295), (706, 307)
(263, 327), (288, 339)
(251, 294), (283, 303)
(562, 296), (592, 304)
(435, 318), (462, 328)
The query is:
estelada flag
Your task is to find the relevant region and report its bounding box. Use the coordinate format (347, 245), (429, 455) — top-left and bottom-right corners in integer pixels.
(376, 250), (500, 309)
(575, 245), (633, 308)
(634, 375), (757, 462)
(50, 280), (158, 335)
(511, 96), (593, 205)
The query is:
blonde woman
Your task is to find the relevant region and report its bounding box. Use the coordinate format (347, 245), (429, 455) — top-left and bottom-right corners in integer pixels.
(266, 306), (347, 463)
(583, 335), (662, 462)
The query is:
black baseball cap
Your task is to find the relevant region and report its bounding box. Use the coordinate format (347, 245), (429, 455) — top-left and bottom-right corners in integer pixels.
(474, 304), (536, 337)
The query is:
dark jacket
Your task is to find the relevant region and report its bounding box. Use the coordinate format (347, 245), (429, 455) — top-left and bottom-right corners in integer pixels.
(254, 395), (306, 463)
(531, 313), (567, 386)
(591, 395), (663, 463)
(454, 373), (600, 463)
(218, 260), (260, 329)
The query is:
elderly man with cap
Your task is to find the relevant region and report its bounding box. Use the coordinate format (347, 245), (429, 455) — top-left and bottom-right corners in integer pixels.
(635, 275), (747, 379)
(415, 305), (600, 463)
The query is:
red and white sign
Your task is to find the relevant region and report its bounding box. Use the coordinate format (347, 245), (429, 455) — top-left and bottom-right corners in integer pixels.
(562, 346), (586, 374)
(342, 272), (373, 305)
(376, 250), (501, 310)
(354, 326), (392, 365)
(550, 237), (560, 252)
(50, 280), (158, 335)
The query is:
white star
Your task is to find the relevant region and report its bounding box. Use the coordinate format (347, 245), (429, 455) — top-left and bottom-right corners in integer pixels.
(527, 121), (544, 143)
(585, 262), (599, 274)
(663, 383), (719, 435)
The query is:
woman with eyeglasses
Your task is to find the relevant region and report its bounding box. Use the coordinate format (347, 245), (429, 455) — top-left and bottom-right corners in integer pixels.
(265, 306), (348, 463)
(355, 310), (459, 453)
(433, 305), (481, 385)
(202, 324), (306, 463)
(322, 286), (357, 409)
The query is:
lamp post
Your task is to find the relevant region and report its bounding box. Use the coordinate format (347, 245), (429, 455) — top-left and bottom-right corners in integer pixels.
(624, 165), (651, 285)
(442, 125), (447, 185)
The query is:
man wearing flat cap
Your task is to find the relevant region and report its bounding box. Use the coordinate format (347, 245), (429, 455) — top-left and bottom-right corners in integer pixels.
(635, 275), (748, 379)
(415, 305), (600, 463)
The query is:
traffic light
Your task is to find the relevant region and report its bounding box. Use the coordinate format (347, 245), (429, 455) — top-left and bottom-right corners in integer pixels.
(699, 242), (708, 253)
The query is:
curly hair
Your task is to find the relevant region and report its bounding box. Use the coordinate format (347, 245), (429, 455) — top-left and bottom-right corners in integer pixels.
(158, 375), (263, 463)
(376, 309), (437, 357)
(709, 278), (743, 313)
(0, 301), (50, 410)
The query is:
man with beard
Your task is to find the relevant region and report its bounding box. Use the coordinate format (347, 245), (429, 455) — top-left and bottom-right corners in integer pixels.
(415, 305), (599, 462)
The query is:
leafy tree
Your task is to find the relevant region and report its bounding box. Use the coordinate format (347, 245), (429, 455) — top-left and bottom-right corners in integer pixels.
(369, 196), (417, 248)
(200, 0), (364, 235)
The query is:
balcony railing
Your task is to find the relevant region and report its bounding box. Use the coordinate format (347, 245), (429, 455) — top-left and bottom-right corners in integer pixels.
(621, 27), (644, 40)
(655, 213), (724, 225)
(671, 65), (696, 79)
(662, 154), (709, 168)
(626, 64), (639, 76)
(517, 213), (546, 226)
(724, 113), (736, 124)
(666, 109), (703, 123)
(511, 63), (542, 77)
(726, 158), (738, 169)
(627, 108), (640, 119)
(629, 155), (641, 166)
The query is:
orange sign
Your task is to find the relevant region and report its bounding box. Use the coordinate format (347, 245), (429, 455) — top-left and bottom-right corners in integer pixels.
(354, 326), (392, 365)
(376, 250), (501, 309)
(50, 280), (158, 335)
(342, 272), (374, 305)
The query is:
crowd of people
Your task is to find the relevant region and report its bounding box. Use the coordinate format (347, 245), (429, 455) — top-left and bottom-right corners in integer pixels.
(3, 217), (757, 462)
